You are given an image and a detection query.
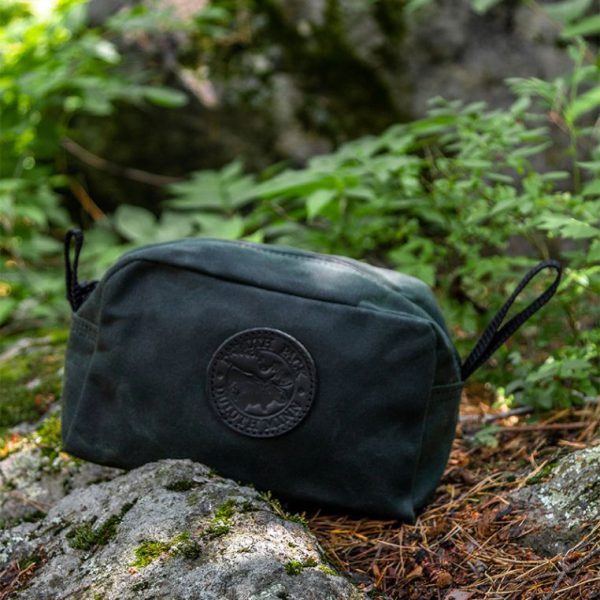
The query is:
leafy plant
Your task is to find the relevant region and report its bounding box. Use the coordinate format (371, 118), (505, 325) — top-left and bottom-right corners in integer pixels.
(0, 0), (598, 411)
(163, 35), (599, 408)
(0, 0), (188, 326)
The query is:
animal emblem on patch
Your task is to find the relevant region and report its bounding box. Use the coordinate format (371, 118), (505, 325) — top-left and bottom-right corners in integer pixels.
(207, 328), (317, 438)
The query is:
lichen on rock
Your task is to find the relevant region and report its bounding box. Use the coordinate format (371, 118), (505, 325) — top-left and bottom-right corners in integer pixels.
(1, 459), (363, 599)
(510, 445), (600, 555)
(0, 409), (122, 528)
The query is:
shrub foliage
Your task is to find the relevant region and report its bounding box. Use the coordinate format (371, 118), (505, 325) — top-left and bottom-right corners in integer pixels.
(1, 0), (598, 409)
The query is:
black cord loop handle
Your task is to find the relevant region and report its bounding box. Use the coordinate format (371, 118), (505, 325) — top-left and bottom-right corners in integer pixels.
(64, 229), (98, 312)
(461, 259), (562, 381)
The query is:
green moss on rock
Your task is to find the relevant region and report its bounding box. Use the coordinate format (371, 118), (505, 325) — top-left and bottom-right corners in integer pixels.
(165, 479), (195, 492)
(67, 501), (136, 551)
(34, 412), (63, 460)
(203, 498), (241, 539)
(0, 510), (46, 530)
(526, 461), (558, 485)
(260, 491), (308, 529)
(284, 558), (317, 576)
(17, 549), (46, 572)
(213, 499), (237, 521)
(131, 580), (151, 592)
(204, 522), (231, 539)
(171, 532), (202, 560)
(0, 332), (66, 445)
(318, 564), (338, 576)
(132, 532), (202, 567)
(131, 540), (172, 568)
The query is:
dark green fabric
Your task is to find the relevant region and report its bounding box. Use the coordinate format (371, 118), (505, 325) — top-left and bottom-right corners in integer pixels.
(62, 238), (463, 520)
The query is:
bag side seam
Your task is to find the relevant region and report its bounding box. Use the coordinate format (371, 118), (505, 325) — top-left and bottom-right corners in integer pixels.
(71, 314), (98, 341)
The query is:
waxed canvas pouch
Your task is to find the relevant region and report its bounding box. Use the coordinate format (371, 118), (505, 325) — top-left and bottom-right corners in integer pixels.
(61, 231), (561, 520)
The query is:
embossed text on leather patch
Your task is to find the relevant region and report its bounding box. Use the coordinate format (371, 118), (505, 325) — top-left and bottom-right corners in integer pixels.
(207, 328), (317, 438)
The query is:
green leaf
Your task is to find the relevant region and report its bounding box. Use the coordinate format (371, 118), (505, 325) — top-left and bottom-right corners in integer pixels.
(558, 358), (592, 375)
(544, 0), (592, 23)
(578, 161), (600, 173)
(306, 189), (336, 219)
(408, 114), (456, 136)
(511, 142), (552, 157)
(536, 393), (555, 410)
(114, 205), (156, 241)
(221, 160), (244, 181)
(388, 240), (437, 286)
(488, 197), (519, 217)
(64, 2), (87, 32)
(226, 175), (260, 209)
(581, 178), (600, 197)
(471, 0), (502, 15)
(155, 211), (194, 242)
(250, 171), (338, 199)
(561, 14), (600, 37)
(169, 162), (254, 211)
(473, 425), (502, 448)
(539, 171), (570, 181)
(538, 215), (600, 239)
(0, 298), (18, 326)
(143, 86), (188, 108)
(194, 214), (245, 239)
(167, 172), (223, 209)
(79, 94), (114, 116)
(22, 235), (62, 255)
(93, 40), (120, 64)
(404, 0), (432, 14)
(587, 239), (600, 263)
(566, 86), (600, 124)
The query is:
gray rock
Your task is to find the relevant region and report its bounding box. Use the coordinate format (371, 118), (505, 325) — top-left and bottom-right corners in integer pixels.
(75, 0), (580, 211)
(403, 0), (572, 114)
(0, 442), (121, 525)
(1, 459), (363, 599)
(510, 445), (600, 555)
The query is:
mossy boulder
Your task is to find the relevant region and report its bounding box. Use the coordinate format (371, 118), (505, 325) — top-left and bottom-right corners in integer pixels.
(0, 333), (122, 528)
(0, 410), (122, 527)
(1, 459), (363, 599)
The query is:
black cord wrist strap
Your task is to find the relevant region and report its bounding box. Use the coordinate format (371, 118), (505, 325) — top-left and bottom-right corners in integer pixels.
(461, 259), (562, 381)
(64, 229), (98, 312)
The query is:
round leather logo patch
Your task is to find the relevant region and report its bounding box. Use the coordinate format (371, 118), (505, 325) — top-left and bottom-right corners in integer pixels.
(207, 328), (317, 438)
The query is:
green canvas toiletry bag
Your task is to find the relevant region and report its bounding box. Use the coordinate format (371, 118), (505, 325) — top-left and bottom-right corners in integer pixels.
(61, 230), (561, 520)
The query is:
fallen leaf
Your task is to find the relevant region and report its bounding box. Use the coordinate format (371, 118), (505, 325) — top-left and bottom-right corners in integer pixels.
(406, 564), (423, 581)
(444, 590), (474, 600)
(434, 569), (454, 588)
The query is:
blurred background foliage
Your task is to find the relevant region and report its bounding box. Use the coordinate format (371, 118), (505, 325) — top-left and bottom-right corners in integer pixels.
(0, 0), (598, 409)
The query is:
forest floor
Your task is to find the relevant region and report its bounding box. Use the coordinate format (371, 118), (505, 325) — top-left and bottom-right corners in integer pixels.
(0, 330), (598, 599)
(308, 386), (600, 600)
